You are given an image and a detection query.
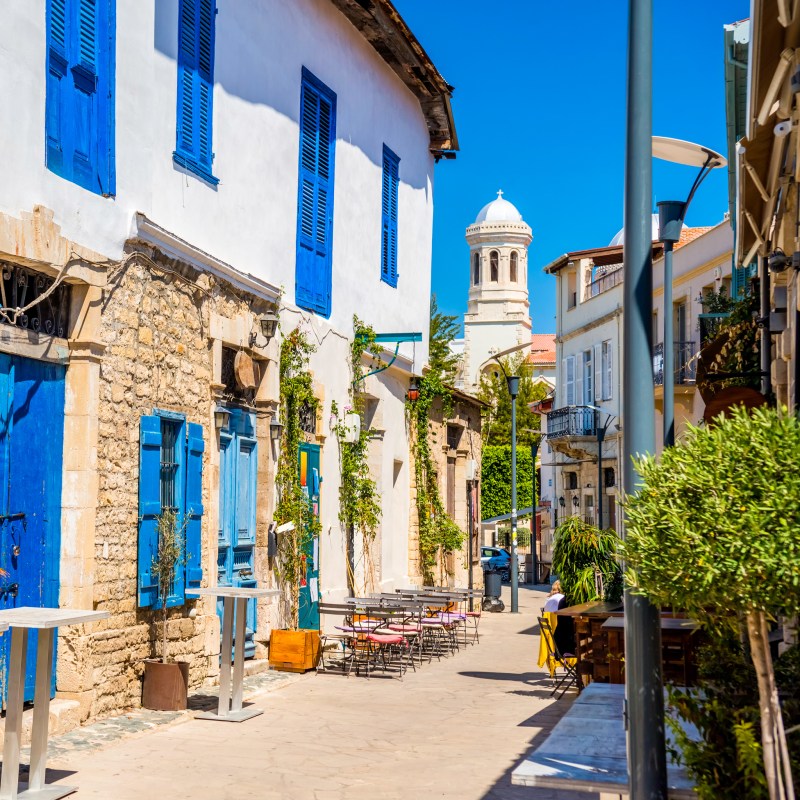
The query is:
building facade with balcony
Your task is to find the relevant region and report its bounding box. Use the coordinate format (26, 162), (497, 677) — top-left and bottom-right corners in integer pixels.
(539, 218), (729, 552)
(652, 220), (733, 450)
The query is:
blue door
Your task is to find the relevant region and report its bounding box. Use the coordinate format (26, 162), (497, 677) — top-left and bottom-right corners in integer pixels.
(298, 443), (320, 630)
(0, 354), (65, 701)
(218, 408), (257, 658)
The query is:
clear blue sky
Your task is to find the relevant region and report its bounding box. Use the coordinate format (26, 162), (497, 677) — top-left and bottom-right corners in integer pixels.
(392, 1), (750, 334)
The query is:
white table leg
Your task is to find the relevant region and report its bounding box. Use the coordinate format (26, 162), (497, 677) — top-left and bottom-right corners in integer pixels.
(231, 598), (247, 712)
(0, 627), (28, 800)
(217, 597), (234, 717)
(28, 628), (54, 792)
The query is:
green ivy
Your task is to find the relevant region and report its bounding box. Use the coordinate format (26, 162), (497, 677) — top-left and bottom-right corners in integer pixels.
(274, 327), (320, 629)
(330, 316), (382, 593)
(407, 369), (465, 585)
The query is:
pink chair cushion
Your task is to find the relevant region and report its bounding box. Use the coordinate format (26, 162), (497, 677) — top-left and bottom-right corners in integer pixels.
(367, 633), (404, 645)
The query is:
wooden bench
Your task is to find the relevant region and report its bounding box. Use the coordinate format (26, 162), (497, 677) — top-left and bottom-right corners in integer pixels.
(511, 683), (697, 799)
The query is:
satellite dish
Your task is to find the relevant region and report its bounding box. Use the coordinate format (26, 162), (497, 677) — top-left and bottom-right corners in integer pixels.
(652, 136), (727, 169)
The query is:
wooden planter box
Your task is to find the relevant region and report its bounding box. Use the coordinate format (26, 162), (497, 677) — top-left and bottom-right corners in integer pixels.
(269, 629), (320, 672)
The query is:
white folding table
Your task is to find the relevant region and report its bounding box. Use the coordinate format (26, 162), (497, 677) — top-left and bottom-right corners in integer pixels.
(187, 586), (279, 722)
(0, 607), (109, 800)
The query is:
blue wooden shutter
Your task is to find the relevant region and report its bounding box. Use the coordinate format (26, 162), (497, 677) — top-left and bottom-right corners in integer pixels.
(381, 146), (400, 287)
(175, 0), (216, 182)
(184, 422), (205, 590)
(138, 415), (162, 608)
(296, 69), (336, 317)
(45, 0), (113, 195)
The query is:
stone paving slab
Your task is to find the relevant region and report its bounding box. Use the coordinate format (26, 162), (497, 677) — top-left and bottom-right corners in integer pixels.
(24, 666), (301, 763)
(34, 587), (596, 799)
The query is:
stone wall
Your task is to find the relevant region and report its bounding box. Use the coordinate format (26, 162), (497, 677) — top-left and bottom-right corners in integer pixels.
(63, 248), (276, 720)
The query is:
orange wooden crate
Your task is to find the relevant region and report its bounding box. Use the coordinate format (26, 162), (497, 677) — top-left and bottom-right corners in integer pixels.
(269, 628), (321, 672)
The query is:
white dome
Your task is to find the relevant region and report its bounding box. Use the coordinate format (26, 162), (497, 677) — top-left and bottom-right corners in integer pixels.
(609, 213), (665, 246)
(475, 190), (523, 224)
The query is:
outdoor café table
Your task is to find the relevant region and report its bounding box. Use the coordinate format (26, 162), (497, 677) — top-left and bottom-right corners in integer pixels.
(0, 607), (109, 800)
(511, 682), (697, 799)
(186, 586), (279, 722)
(555, 601), (624, 683)
(601, 616), (700, 685)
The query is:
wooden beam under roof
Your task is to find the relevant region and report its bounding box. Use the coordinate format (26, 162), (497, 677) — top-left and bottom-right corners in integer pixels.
(329, 0), (458, 153)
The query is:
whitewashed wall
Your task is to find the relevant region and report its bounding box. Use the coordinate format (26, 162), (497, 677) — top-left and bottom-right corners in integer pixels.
(0, 0), (437, 604)
(0, 0), (433, 365)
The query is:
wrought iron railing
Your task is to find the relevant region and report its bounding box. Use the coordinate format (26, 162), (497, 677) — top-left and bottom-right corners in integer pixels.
(652, 341), (697, 386)
(586, 264), (623, 299)
(546, 406), (597, 439)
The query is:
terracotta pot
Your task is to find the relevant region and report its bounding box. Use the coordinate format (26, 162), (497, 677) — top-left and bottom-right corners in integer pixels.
(269, 629), (320, 673)
(142, 659), (189, 711)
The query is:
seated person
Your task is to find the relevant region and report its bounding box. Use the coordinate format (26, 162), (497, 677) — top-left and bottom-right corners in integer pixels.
(543, 580), (565, 612)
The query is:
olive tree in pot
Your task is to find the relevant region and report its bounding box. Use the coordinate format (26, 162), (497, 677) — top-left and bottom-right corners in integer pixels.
(142, 507), (191, 711)
(621, 405), (800, 800)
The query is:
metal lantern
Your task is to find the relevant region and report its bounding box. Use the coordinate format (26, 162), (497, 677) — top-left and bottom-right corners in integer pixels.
(258, 311), (280, 343)
(407, 377), (420, 402)
(214, 406), (230, 430)
(269, 417), (283, 441)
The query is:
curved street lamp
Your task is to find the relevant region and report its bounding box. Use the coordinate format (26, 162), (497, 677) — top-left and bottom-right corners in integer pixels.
(653, 137), (727, 447)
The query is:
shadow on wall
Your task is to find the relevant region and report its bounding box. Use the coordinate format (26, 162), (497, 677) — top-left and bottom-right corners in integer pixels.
(153, 0), (431, 193)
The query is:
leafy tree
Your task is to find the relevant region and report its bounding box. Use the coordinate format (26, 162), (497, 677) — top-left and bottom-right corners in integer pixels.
(551, 517), (622, 605)
(621, 405), (800, 799)
(478, 354), (548, 447)
(481, 445), (533, 519)
(428, 294), (460, 384)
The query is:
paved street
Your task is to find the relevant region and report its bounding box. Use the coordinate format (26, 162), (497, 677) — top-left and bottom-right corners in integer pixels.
(39, 585), (594, 800)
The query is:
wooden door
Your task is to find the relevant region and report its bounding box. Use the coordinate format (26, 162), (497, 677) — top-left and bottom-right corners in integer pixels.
(0, 354), (65, 701)
(297, 443), (320, 630)
(217, 408), (257, 659)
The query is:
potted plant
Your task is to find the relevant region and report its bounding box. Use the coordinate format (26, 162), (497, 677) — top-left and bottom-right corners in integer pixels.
(269, 329), (321, 672)
(142, 507), (191, 710)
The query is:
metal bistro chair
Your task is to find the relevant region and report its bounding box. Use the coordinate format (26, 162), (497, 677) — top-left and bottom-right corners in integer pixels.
(318, 602), (377, 674)
(538, 616), (580, 699)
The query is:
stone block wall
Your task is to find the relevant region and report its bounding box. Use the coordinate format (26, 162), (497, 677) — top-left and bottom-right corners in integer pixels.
(61, 249), (275, 719)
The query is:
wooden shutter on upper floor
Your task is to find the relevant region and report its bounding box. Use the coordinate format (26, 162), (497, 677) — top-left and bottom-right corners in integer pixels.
(46, 0), (115, 195)
(175, 0), (217, 183)
(296, 68), (336, 317)
(381, 146), (400, 287)
(593, 343), (602, 402)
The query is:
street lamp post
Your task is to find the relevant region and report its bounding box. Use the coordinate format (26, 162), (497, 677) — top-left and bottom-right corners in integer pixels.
(623, 1), (667, 797)
(507, 374), (520, 613)
(653, 138), (726, 448)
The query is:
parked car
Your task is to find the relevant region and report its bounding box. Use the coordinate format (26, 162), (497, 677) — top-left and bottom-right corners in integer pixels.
(480, 546), (525, 582)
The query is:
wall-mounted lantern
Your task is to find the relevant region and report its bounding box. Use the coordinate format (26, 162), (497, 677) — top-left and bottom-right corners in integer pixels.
(214, 406), (230, 430)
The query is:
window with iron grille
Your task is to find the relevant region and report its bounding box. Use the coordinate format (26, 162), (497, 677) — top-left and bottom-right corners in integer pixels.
(604, 467), (615, 488)
(0, 262), (71, 337)
(160, 418), (180, 511)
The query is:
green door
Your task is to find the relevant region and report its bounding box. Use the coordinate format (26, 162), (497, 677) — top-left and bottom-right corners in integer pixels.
(297, 443), (320, 630)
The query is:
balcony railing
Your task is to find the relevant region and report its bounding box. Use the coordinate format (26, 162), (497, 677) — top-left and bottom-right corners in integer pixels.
(546, 406), (597, 439)
(652, 341), (697, 387)
(586, 263), (623, 299)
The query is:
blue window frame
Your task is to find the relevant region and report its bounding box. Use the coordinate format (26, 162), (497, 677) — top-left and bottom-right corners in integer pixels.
(173, 0), (218, 185)
(45, 0), (116, 195)
(296, 68), (336, 317)
(381, 145), (400, 287)
(138, 412), (204, 608)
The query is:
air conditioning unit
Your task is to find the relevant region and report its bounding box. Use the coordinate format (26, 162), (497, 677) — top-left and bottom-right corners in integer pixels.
(465, 459), (478, 481)
(713, 266), (722, 280)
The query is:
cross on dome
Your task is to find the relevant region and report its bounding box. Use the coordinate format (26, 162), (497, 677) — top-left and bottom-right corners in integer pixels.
(497, 189), (504, 198)
(474, 190), (523, 224)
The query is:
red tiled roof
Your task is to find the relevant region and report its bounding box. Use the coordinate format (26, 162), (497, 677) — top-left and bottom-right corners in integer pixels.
(675, 226), (713, 248)
(529, 333), (556, 365)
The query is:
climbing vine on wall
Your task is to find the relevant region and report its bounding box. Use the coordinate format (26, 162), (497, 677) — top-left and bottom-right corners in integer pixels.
(407, 369), (465, 585)
(274, 327), (320, 629)
(330, 316), (382, 593)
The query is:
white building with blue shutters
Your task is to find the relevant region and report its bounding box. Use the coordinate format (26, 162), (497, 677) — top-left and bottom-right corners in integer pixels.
(0, 0), (456, 723)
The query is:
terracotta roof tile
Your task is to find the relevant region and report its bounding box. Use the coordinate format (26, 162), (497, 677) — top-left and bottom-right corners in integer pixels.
(675, 226), (713, 248)
(529, 333), (556, 365)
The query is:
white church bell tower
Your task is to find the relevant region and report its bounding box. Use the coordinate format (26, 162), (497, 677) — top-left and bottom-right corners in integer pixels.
(462, 191), (533, 392)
